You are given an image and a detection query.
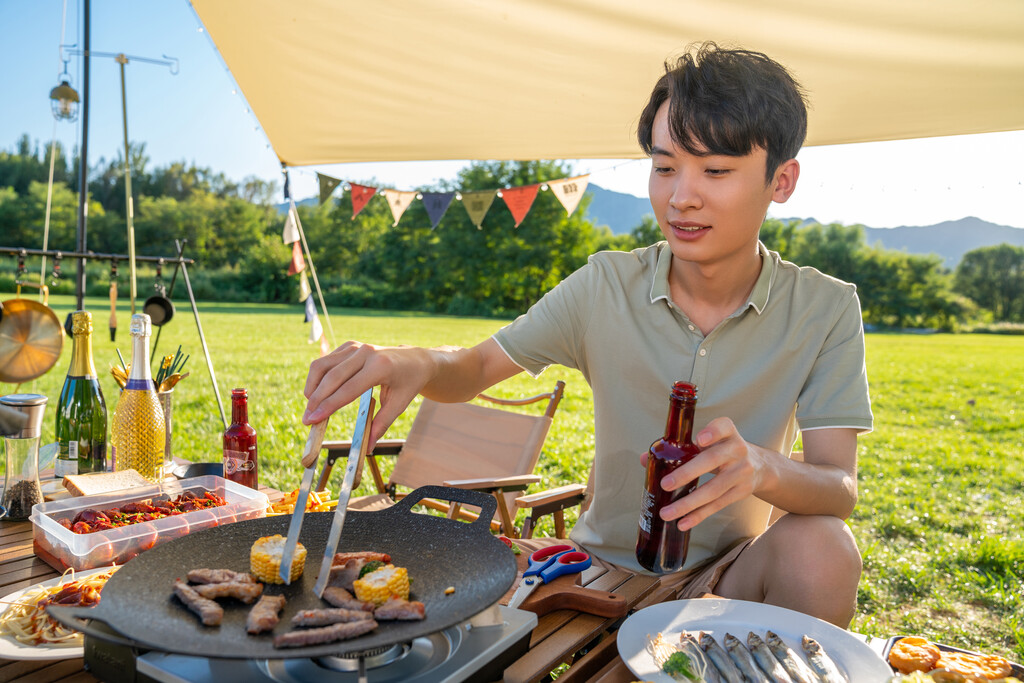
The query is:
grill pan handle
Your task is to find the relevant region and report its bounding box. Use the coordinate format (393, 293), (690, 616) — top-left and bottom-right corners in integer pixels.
(46, 603), (143, 650)
(390, 485), (497, 533)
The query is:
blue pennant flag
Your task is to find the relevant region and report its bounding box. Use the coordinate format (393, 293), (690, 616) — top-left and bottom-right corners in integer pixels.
(421, 191), (456, 230)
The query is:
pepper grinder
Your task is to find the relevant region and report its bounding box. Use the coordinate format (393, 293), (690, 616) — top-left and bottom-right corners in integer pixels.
(0, 394), (48, 521)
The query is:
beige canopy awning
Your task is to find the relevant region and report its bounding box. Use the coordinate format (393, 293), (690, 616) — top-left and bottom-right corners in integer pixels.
(191, 0), (1024, 167)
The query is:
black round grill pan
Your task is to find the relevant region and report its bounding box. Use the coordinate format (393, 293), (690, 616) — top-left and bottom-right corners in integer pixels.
(48, 486), (517, 659)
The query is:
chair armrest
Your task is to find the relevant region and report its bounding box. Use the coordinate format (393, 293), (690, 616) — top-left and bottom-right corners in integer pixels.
(322, 438), (405, 459)
(515, 483), (587, 508)
(442, 474), (541, 491)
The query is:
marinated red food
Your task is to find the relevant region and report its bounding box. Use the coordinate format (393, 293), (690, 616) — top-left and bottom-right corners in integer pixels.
(56, 491), (228, 534)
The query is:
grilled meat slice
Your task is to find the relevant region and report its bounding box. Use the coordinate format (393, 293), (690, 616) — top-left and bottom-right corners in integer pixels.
(321, 586), (374, 612)
(291, 607), (374, 627)
(187, 568), (256, 585)
(333, 551), (391, 565)
(273, 618), (378, 648)
(193, 580), (265, 604)
(326, 559), (366, 592)
(374, 597), (426, 621)
(247, 594), (287, 634)
(173, 580), (224, 626)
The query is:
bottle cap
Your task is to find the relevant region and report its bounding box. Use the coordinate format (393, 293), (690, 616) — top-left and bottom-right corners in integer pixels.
(129, 313), (152, 338)
(71, 310), (93, 336)
(0, 394), (48, 439)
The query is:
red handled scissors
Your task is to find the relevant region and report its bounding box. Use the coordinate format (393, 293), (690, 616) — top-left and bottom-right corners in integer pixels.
(507, 544), (592, 609)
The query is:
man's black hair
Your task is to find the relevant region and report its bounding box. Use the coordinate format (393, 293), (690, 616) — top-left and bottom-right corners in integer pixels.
(637, 42), (808, 183)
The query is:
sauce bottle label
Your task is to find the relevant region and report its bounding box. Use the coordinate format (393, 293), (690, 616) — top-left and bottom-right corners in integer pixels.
(224, 451), (255, 476)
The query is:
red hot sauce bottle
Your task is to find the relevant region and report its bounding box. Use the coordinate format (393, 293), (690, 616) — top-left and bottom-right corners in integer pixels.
(223, 388), (258, 489)
(636, 381), (701, 573)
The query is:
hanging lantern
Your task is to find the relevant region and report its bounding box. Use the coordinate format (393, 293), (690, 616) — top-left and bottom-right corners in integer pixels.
(49, 80), (80, 122)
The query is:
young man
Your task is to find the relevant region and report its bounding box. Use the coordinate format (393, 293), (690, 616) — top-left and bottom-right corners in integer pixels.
(303, 42), (871, 627)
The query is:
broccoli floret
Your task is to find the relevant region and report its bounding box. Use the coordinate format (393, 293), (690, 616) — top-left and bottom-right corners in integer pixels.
(358, 560), (385, 578)
(661, 650), (699, 681)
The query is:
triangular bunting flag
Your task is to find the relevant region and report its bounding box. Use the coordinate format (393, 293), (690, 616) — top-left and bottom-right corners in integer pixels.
(349, 183), (378, 219)
(421, 192), (456, 230)
(548, 175), (590, 217)
(309, 313), (323, 344)
(317, 173), (343, 205)
(282, 205), (300, 244)
(501, 184), (540, 228)
(461, 190), (497, 229)
(287, 240), (306, 276)
(382, 189), (418, 226)
(304, 294), (317, 323)
(319, 332), (331, 356)
(297, 270), (312, 302)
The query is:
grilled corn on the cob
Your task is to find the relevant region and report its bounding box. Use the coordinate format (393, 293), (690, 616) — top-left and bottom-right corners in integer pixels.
(352, 564), (409, 606)
(250, 534), (306, 584)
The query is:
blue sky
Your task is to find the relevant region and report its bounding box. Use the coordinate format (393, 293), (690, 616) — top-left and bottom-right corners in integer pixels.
(2, 0), (1022, 229)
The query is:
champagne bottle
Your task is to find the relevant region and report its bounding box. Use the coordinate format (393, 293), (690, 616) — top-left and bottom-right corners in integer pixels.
(55, 310), (108, 476)
(636, 381), (701, 573)
(223, 388), (258, 489)
(111, 313), (165, 481)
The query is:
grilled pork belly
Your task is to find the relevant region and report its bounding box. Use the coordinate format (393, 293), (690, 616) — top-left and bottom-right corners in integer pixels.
(326, 559), (365, 592)
(193, 580), (264, 604)
(374, 596), (426, 621)
(173, 580), (224, 626)
(187, 568), (256, 585)
(321, 586), (374, 612)
(333, 551), (391, 564)
(273, 618), (378, 648)
(291, 607), (374, 627)
(247, 594), (287, 634)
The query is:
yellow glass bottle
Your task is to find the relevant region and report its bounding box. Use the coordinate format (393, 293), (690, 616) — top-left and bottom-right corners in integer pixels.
(111, 313), (165, 481)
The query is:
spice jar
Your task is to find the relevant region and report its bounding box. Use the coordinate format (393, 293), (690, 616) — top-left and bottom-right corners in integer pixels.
(1, 394), (47, 521)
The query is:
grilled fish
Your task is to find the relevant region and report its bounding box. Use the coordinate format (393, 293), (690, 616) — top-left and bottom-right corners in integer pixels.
(746, 632), (795, 683)
(680, 632), (721, 683)
(765, 630), (820, 683)
(700, 632), (745, 683)
(802, 635), (846, 683)
(723, 633), (771, 682)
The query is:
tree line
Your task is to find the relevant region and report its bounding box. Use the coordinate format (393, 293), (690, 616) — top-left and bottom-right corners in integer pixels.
(2, 134), (1022, 329)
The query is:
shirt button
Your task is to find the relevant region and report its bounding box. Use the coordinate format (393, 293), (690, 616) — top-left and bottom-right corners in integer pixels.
(699, 348), (707, 357)
(688, 324), (695, 331)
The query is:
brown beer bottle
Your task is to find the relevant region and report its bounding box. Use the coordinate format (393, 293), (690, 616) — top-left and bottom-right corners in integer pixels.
(636, 381), (701, 573)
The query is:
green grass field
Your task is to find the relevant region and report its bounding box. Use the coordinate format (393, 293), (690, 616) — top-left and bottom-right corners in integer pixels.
(13, 294), (1024, 660)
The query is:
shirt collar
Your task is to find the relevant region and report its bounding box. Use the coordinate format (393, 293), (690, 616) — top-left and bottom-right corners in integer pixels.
(648, 241), (776, 315)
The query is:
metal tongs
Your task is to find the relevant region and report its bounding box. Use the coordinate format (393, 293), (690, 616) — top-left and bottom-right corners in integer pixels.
(312, 388), (375, 597)
(279, 388), (375, 587)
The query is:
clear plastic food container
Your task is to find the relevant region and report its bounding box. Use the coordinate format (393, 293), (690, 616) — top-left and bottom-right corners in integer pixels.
(29, 475), (268, 571)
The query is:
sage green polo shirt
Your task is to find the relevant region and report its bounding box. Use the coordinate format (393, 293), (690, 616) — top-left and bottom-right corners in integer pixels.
(493, 241), (872, 572)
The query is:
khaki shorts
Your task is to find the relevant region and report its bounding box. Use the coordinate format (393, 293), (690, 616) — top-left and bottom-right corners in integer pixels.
(514, 536), (753, 600)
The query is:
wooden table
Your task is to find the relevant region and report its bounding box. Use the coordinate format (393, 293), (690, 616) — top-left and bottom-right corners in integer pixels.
(0, 491), (660, 683)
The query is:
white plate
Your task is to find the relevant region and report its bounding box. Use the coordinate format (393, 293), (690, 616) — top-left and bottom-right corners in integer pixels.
(0, 566), (118, 661)
(619, 598), (893, 682)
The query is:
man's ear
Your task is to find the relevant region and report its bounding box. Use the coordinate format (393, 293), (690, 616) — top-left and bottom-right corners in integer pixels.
(771, 159), (800, 203)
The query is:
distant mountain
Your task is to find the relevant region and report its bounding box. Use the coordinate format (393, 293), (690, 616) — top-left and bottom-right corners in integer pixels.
(584, 184), (653, 234)
(583, 186), (1024, 268)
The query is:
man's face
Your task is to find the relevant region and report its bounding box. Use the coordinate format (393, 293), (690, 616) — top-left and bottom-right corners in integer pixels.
(647, 101), (794, 268)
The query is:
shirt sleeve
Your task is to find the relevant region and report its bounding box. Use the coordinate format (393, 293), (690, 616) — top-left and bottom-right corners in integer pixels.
(796, 288), (874, 433)
(491, 258), (599, 377)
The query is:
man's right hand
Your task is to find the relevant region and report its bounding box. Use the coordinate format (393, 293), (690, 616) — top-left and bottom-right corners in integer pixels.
(303, 341), (435, 445)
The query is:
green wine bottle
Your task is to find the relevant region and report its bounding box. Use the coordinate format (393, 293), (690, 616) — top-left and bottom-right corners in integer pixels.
(55, 310), (108, 476)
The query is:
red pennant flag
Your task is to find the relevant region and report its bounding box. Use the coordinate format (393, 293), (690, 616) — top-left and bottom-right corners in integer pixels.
(350, 183), (378, 219)
(501, 184), (540, 227)
(287, 240), (306, 275)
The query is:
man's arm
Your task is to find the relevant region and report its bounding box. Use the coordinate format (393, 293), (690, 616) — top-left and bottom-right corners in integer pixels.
(303, 338), (520, 445)
(658, 423), (858, 531)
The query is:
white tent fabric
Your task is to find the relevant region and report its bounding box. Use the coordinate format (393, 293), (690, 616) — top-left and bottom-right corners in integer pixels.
(191, 0), (1024, 167)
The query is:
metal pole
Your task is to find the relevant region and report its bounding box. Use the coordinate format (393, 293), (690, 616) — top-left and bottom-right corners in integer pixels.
(74, 0), (90, 310)
(177, 240), (226, 430)
(116, 53), (137, 315)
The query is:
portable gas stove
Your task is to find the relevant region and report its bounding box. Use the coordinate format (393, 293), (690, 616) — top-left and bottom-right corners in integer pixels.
(83, 604), (537, 683)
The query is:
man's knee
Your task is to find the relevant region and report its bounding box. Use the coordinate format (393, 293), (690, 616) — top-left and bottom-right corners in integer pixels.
(771, 514), (861, 587)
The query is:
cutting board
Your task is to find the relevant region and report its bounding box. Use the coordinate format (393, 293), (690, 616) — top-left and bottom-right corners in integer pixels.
(500, 552), (628, 618)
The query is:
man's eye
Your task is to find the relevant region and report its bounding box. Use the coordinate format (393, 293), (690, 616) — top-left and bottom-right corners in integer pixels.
(653, 166), (673, 174)
(706, 168), (730, 176)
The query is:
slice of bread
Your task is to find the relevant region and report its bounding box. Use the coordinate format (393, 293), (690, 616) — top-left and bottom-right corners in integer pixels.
(62, 469), (151, 497)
